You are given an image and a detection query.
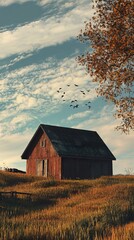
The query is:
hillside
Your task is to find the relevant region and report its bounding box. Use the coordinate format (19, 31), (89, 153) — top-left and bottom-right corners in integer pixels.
(0, 171), (134, 240)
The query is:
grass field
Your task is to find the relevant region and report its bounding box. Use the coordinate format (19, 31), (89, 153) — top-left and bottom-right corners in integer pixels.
(0, 171), (134, 240)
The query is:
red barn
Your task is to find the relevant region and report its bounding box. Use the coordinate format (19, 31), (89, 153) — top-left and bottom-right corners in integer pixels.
(21, 124), (116, 180)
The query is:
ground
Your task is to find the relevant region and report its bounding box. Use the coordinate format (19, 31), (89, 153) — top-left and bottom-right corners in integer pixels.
(0, 171), (134, 240)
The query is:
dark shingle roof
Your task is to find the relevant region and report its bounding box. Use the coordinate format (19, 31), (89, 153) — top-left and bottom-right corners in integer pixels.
(21, 124), (116, 160)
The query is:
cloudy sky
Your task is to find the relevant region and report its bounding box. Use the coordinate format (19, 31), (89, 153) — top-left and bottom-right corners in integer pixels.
(0, 0), (133, 174)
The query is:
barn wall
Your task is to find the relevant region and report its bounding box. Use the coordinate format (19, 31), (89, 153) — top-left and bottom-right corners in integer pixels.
(61, 158), (91, 179)
(91, 160), (112, 178)
(61, 157), (112, 179)
(27, 133), (61, 179)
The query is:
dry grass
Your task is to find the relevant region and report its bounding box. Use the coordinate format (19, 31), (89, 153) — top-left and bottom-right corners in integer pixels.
(96, 222), (134, 240)
(0, 171), (134, 240)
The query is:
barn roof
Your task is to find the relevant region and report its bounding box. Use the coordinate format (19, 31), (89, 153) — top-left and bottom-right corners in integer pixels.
(21, 124), (116, 160)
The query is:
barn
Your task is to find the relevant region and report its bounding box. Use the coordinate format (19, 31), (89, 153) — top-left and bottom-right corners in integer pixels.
(21, 124), (116, 180)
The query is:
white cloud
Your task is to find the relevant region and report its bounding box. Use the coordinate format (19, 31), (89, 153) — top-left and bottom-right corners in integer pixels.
(0, 0), (31, 6)
(11, 113), (32, 125)
(0, 53), (33, 71)
(0, 0), (71, 7)
(0, 1), (93, 59)
(0, 132), (32, 170)
(7, 64), (36, 78)
(38, 0), (75, 7)
(16, 95), (38, 109)
(37, 0), (53, 6)
(0, 110), (33, 137)
(32, 58), (96, 104)
(67, 110), (91, 121)
(113, 159), (134, 175)
(63, 2), (75, 8)
(0, 79), (8, 92)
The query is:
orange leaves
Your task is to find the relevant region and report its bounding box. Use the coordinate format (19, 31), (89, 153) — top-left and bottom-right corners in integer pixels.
(77, 0), (134, 133)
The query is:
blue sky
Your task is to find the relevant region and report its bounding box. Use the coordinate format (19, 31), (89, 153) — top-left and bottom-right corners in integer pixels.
(0, 0), (133, 174)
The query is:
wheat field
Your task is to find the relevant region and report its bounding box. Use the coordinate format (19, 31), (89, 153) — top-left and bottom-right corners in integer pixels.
(0, 171), (134, 240)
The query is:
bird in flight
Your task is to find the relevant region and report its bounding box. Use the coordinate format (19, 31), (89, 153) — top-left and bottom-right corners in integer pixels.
(73, 104), (79, 108)
(81, 90), (86, 95)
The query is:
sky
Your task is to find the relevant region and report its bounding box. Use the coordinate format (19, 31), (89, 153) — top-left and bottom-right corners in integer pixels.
(0, 0), (133, 175)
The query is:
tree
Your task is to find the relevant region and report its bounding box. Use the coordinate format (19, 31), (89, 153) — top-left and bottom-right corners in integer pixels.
(77, 0), (134, 133)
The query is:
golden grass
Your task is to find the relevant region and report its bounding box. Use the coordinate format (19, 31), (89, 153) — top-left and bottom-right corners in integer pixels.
(96, 222), (134, 240)
(0, 171), (134, 240)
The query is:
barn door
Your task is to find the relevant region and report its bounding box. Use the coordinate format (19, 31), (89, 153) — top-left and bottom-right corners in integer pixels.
(36, 159), (48, 177)
(42, 159), (48, 177)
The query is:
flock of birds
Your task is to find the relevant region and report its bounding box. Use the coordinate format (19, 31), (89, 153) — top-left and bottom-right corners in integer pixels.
(56, 84), (91, 109)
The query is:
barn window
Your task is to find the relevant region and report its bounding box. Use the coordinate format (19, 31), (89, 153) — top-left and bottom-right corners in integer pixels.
(40, 139), (46, 148)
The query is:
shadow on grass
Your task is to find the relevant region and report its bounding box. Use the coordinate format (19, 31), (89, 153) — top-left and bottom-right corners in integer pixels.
(0, 195), (56, 218)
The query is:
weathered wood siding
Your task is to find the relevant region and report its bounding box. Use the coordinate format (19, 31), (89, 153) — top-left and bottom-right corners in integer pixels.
(61, 157), (112, 179)
(26, 133), (61, 179)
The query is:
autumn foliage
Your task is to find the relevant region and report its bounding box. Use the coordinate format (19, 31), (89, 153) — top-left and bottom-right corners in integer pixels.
(78, 0), (134, 133)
